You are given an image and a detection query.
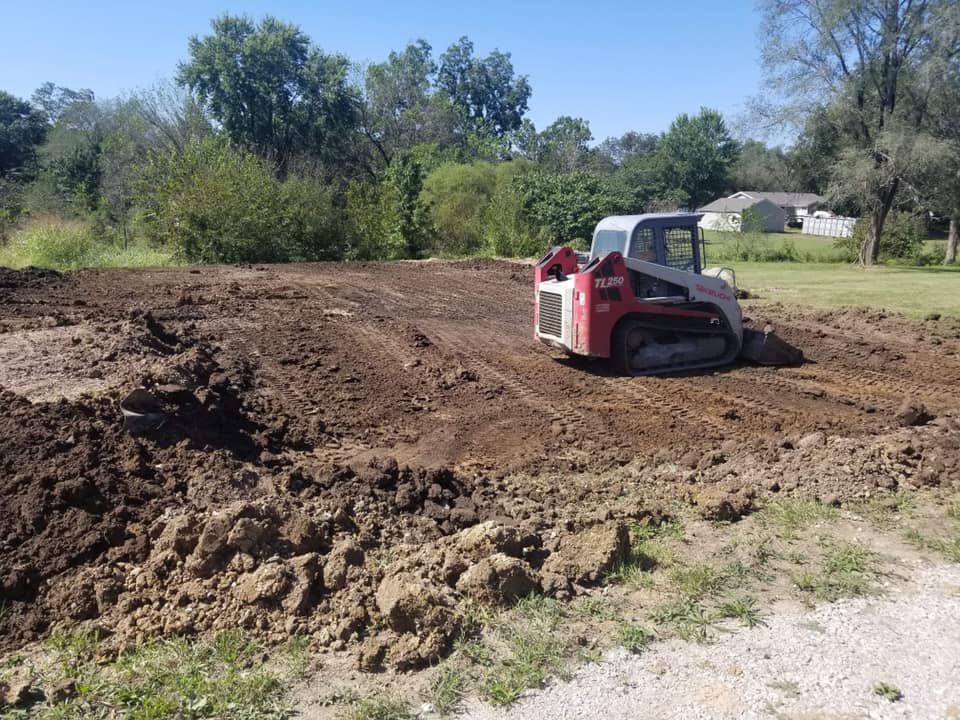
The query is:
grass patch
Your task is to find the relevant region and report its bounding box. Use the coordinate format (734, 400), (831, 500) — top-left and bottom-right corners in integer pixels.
(461, 594), (574, 707)
(651, 596), (718, 643)
(605, 519), (683, 587)
(874, 681), (903, 702)
(718, 596), (764, 627)
(336, 697), (411, 720)
(7, 630), (290, 720)
(764, 498), (837, 538)
(479, 626), (568, 706)
(668, 562), (728, 599)
(423, 666), (465, 717)
(795, 542), (877, 601)
(905, 527), (960, 562)
(0, 218), (177, 271)
(732, 261), (960, 319)
(617, 623), (653, 654)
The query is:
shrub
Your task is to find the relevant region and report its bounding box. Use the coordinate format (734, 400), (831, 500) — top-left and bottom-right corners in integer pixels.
(842, 211), (926, 263)
(345, 180), (406, 260)
(421, 162), (499, 255)
(137, 138), (346, 264)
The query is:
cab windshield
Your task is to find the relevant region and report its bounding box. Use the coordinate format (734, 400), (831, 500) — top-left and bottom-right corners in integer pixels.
(591, 230), (626, 258)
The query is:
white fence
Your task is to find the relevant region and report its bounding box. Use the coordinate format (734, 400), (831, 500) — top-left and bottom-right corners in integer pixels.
(801, 216), (857, 238)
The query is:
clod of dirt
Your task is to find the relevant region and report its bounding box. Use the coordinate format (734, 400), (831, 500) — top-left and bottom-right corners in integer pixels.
(895, 400), (934, 427)
(0, 266), (61, 289)
(455, 553), (541, 605)
(455, 521), (534, 561)
(0, 678), (34, 708)
(44, 679), (78, 704)
(541, 522), (630, 585)
(375, 571), (461, 669)
(689, 482), (756, 521)
(322, 540), (365, 592)
(797, 432), (827, 450)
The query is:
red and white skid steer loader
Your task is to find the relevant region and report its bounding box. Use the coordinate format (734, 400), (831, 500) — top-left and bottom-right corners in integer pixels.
(534, 213), (802, 375)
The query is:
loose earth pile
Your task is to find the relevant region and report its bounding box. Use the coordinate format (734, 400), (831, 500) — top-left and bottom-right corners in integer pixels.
(1, 261), (959, 668)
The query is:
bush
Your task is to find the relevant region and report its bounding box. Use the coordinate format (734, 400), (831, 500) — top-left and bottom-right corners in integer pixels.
(421, 162), (499, 255)
(137, 138), (346, 264)
(842, 211), (926, 263)
(345, 180), (406, 260)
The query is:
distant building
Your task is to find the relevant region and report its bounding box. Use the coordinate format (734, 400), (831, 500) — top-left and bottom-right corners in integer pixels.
(728, 191), (825, 226)
(696, 197), (785, 233)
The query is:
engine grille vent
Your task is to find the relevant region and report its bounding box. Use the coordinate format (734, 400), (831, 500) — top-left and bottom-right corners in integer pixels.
(538, 290), (563, 337)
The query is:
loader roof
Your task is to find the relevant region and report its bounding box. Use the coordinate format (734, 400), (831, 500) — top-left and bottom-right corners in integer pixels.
(593, 213), (704, 234)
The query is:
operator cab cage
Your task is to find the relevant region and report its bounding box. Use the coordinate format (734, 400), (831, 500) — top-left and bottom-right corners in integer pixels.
(588, 213), (705, 274)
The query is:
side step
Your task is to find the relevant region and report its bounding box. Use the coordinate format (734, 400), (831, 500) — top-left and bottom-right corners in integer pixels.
(740, 328), (804, 366)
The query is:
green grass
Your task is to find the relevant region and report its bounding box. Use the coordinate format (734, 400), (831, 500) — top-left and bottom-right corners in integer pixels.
(874, 682), (903, 702)
(423, 667), (466, 717)
(703, 229), (945, 265)
(717, 596), (764, 628)
(732, 262), (960, 319)
(4, 630), (291, 720)
(794, 542), (878, 601)
(650, 596), (718, 643)
(0, 218), (177, 271)
(617, 623), (653, 654)
(763, 499), (838, 538)
(336, 697), (411, 720)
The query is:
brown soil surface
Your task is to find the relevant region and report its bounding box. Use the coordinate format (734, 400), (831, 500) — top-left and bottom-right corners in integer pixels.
(2, 260), (959, 667)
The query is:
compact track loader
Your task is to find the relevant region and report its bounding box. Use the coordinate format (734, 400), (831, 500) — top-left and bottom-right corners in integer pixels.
(534, 213), (802, 375)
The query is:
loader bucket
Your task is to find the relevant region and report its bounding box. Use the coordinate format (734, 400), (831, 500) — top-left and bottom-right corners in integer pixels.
(740, 328), (804, 366)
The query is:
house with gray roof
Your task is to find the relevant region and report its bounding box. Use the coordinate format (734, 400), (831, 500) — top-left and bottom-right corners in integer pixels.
(696, 196), (785, 233)
(729, 191), (825, 226)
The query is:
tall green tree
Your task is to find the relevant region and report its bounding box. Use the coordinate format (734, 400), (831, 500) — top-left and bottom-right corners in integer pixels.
(732, 140), (799, 192)
(759, 0), (960, 264)
(655, 108), (739, 209)
(177, 14), (358, 172)
(0, 91), (47, 178)
(359, 40), (460, 174)
(437, 37), (531, 139)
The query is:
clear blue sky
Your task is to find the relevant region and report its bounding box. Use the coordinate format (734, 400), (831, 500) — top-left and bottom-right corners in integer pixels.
(0, 0), (769, 143)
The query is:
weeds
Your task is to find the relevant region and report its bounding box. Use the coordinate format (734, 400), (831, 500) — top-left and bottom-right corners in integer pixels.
(874, 682), (903, 702)
(795, 542), (877, 601)
(424, 666), (465, 716)
(480, 627), (567, 706)
(617, 623), (653, 654)
(337, 697), (411, 720)
(765, 499), (837, 537)
(669, 563), (728, 598)
(718, 596), (764, 627)
(905, 527), (960, 563)
(651, 596), (718, 642)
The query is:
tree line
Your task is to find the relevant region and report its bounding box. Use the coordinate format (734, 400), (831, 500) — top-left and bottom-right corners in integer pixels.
(0, 2), (958, 266)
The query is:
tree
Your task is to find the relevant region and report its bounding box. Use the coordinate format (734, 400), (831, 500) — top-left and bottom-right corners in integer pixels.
(129, 79), (212, 154)
(655, 108), (739, 209)
(758, 0), (960, 264)
(358, 40), (461, 173)
(437, 37), (531, 138)
(0, 91), (47, 178)
(597, 131), (659, 166)
(177, 14), (358, 172)
(514, 170), (625, 245)
(732, 140), (799, 192)
(522, 116), (594, 172)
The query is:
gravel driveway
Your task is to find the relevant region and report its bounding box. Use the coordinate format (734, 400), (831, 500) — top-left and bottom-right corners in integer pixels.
(461, 562), (960, 720)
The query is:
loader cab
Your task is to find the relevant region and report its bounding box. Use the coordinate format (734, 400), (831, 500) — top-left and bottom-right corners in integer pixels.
(589, 213), (705, 274)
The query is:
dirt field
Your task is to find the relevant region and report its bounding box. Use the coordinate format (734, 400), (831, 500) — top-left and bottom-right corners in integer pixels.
(2, 260), (959, 668)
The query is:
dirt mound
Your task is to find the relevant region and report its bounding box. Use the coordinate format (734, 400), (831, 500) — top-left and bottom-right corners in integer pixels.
(0, 266), (62, 290)
(3, 260), (960, 668)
